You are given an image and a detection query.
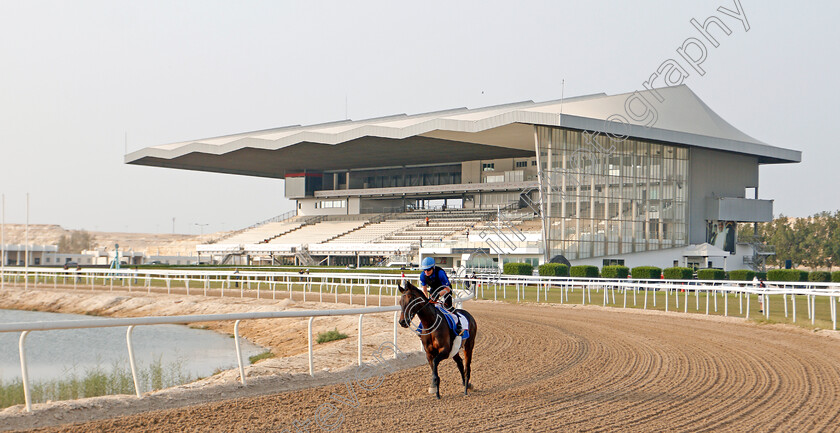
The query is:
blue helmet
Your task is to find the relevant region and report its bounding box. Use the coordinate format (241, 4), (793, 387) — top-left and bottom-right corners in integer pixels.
(421, 257), (436, 270)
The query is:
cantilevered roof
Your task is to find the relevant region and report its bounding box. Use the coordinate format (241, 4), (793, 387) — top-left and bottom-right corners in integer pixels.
(125, 85), (800, 179)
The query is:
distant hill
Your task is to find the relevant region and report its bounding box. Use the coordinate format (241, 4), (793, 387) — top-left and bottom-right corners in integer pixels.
(0, 224), (231, 256)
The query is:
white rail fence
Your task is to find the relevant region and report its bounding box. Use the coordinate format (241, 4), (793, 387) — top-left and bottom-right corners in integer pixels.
(467, 273), (840, 329)
(0, 268), (476, 413)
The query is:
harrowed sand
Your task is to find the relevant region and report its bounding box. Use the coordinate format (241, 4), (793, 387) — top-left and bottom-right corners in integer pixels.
(5, 285), (840, 432)
(0, 286), (425, 431)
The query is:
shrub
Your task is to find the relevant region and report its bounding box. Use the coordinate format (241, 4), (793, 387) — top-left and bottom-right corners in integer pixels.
(503, 262), (533, 275)
(601, 265), (629, 279)
(755, 272), (767, 280)
(249, 351), (275, 364)
(570, 265), (599, 278)
(833, 271), (840, 283)
(808, 271), (831, 282)
(316, 328), (348, 344)
(538, 263), (569, 277)
(697, 269), (726, 280)
(663, 267), (693, 280)
(727, 269), (756, 281)
(631, 266), (661, 279)
(767, 269), (808, 282)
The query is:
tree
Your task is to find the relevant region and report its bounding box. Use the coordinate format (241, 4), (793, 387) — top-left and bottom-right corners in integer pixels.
(58, 230), (94, 253)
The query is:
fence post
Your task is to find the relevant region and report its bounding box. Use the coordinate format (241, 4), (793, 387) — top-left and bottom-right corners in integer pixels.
(126, 325), (141, 397)
(308, 317), (314, 376)
(358, 314), (363, 366)
(783, 294), (788, 318)
(234, 320), (246, 386)
(724, 290), (728, 317)
(19, 331), (32, 412)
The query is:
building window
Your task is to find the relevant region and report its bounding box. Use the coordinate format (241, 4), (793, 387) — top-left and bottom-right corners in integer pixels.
(482, 163), (495, 172)
(317, 200), (346, 209)
(515, 161), (527, 168)
(531, 160), (537, 166)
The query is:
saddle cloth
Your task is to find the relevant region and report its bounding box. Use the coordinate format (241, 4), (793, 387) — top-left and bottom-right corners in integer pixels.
(416, 306), (470, 340)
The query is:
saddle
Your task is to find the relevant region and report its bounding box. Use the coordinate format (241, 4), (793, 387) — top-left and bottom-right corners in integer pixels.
(415, 305), (470, 359)
(435, 305), (470, 340)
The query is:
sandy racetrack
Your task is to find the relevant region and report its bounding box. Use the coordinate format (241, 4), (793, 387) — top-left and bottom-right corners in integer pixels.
(10, 299), (840, 432)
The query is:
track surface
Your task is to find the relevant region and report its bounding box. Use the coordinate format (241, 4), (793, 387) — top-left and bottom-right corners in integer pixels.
(20, 302), (840, 432)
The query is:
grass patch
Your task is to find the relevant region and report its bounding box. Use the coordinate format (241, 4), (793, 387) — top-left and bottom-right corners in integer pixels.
(0, 357), (196, 409)
(248, 351), (275, 364)
(316, 328), (348, 344)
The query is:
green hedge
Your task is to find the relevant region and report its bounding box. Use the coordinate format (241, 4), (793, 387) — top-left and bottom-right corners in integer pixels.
(767, 269), (809, 282)
(833, 271), (840, 283)
(538, 263), (569, 277)
(663, 267), (693, 280)
(697, 269), (726, 280)
(727, 269), (756, 281)
(631, 266), (661, 279)
(503, 262), (533, 275)
(755, 271), (767, 280)
(601, 265), (629, 279)
(808, 271), (831, 282)
(570, 265), (600, 278)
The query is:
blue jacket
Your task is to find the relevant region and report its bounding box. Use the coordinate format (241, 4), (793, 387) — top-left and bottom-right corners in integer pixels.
(419, 266), (451, 294)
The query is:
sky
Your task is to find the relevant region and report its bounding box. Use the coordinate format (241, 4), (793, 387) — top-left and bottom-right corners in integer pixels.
(0, 0), (837, 234)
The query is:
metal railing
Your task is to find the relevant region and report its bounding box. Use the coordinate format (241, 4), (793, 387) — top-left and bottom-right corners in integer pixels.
(463, 273), (840, 329)
(207, 210), (298, 244)
(0, 268), (476, 412)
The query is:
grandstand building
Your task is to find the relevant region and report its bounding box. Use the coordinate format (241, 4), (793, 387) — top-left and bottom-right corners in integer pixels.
(126, 85), (800, 271)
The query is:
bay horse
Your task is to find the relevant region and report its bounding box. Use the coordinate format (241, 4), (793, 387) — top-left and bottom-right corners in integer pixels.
(398, 281), (477, 399)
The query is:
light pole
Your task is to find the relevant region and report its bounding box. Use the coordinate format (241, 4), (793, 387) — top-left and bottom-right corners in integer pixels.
(194, 223), (209, 236)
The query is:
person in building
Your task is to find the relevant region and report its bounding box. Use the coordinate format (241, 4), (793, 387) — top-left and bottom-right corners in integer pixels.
(419, 257), (453, 309)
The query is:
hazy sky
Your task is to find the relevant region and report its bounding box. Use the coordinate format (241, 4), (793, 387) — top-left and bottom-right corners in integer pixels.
(1, 0), (837, 234)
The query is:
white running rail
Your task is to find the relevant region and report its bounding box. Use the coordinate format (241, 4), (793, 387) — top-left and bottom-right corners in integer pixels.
(0, 269), (475, 413)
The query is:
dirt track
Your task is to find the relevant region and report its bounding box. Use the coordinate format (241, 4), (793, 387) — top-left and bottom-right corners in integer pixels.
(15, 301), (840, 432)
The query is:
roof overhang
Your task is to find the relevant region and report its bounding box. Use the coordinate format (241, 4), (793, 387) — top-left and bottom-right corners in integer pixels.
(126, 85), (801, 178)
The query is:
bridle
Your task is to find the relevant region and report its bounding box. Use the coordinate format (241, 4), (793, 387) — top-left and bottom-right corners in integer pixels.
(402, 291), (443, 336)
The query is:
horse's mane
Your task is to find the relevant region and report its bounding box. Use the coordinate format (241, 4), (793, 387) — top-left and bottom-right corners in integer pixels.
(402, 281), (428, 300)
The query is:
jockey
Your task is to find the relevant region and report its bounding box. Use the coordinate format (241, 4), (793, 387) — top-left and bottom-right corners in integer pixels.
(419, 257), (453, 309)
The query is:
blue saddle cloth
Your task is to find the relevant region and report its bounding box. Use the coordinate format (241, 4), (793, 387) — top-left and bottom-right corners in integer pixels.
(417, 305), (469, 340)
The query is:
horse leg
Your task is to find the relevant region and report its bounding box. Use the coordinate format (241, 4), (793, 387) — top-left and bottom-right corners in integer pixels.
(464, 344), (474, 393)
(428, 354), (446, 399)
(453, 354), (467, 395)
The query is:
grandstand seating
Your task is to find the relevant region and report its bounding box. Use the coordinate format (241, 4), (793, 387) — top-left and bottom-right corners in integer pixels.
(220, 220), (303, 245)
(328, 219), (419, 243)
(268, 220), (368, 245)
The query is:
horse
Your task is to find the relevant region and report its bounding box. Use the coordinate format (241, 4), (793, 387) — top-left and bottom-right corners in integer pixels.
(397, 281), (477, 399)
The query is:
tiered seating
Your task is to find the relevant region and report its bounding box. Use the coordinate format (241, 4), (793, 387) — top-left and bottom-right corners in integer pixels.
(380, 215), (483, 243)
(221, 220), (303, 245)
(268, 220), (368, 245)
(327, 219), (419, 243)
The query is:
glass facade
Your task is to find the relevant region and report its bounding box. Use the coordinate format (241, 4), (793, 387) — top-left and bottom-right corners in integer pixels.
(536, 126), (689, 260)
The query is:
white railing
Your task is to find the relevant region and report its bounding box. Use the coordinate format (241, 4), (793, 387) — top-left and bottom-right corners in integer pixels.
(0, 268), (475, 413)
(464, 273), (840, 328)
